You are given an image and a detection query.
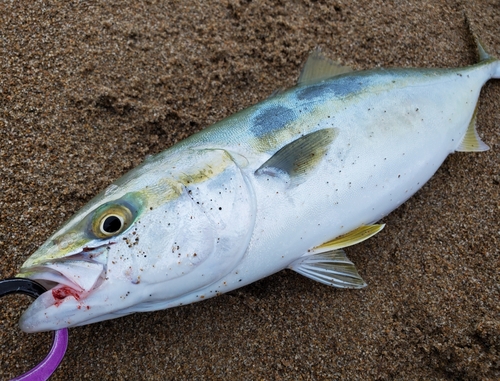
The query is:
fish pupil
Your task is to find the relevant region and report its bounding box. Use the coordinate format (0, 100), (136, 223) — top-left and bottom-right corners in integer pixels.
(103, 215), (122, 233)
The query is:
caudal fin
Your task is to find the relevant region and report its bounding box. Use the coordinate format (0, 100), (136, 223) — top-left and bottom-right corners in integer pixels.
(475, 37), (500, 79)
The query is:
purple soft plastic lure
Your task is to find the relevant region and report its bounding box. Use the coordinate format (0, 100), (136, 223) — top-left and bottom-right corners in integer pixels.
(0, 278), (68, 381)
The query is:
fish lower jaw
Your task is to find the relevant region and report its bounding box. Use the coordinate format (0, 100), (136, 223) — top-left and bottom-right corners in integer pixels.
(16, 269), (87, 308)
(18, 285), (88, 332)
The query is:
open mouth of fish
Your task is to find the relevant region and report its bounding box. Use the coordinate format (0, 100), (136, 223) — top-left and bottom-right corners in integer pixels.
(17, 243), (111, 304)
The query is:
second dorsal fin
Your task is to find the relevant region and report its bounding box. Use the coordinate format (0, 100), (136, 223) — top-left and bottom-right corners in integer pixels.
(298, 48), (352, 86)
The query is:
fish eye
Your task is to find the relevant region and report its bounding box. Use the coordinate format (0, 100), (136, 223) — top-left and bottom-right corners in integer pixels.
(101, 215), (123, 234)
(91, 204), (134, 239)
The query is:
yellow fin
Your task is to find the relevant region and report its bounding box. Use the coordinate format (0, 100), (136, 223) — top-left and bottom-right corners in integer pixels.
(297, 48), (352, 86)
(457, 105), (490, 152)
(313, 224), (385, 253)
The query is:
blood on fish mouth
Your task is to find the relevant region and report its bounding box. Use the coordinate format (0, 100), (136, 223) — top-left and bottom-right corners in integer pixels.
(52, 285), (81, 306)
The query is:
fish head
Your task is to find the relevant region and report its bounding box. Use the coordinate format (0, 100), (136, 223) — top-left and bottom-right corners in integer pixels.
(17, 178), (153, 332)
(17, 149), (255, 332)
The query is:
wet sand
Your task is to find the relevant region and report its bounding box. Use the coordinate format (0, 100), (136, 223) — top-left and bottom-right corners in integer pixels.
(1, 1), (499, 380)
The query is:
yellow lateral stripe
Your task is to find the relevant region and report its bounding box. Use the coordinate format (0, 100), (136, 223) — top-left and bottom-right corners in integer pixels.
(315, 224), (385, 251)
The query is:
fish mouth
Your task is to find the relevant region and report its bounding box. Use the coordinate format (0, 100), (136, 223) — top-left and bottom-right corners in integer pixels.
(17, 243), (112, 303)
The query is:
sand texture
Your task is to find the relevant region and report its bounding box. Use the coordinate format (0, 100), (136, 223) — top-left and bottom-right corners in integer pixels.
(1, 1), (499, 380)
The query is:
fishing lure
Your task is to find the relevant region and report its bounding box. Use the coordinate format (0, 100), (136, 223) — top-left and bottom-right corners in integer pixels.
(0, 278), (67, 380)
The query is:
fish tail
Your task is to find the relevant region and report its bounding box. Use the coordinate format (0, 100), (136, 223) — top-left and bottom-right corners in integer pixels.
(472, 37), (500, 79)
(465, 15), (500, 78)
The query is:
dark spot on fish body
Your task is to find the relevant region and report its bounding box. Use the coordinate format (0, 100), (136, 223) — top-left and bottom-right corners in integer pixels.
(251, 105), (296, 137)
(296, 82), (334, 101)
(296, 76), (365, 101)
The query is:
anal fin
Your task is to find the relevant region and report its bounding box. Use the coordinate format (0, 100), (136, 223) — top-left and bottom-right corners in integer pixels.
(289, 224), (385, 288)
(457, 105), (489, 152)
(290, 249), (366, 289)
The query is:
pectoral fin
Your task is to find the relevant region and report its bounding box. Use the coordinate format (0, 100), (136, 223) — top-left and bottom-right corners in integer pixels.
(255, 128), (338, 184)
(290, 249), (366, 289)
(457, 105), (489, 152)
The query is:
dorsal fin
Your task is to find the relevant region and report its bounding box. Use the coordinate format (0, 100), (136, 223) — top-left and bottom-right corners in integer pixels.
(457, 105), (489, 152)
(254, 128), (338, 184)
(298, 48), (352, 86)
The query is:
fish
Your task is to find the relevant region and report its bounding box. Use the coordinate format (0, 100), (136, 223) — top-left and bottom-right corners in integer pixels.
(17, 39), (499, 333)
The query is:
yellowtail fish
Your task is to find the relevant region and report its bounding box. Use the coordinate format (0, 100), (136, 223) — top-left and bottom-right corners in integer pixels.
(17, 40), (498, 332)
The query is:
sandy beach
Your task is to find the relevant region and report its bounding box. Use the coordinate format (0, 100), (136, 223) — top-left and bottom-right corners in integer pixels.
(1, 1), (499, 379)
